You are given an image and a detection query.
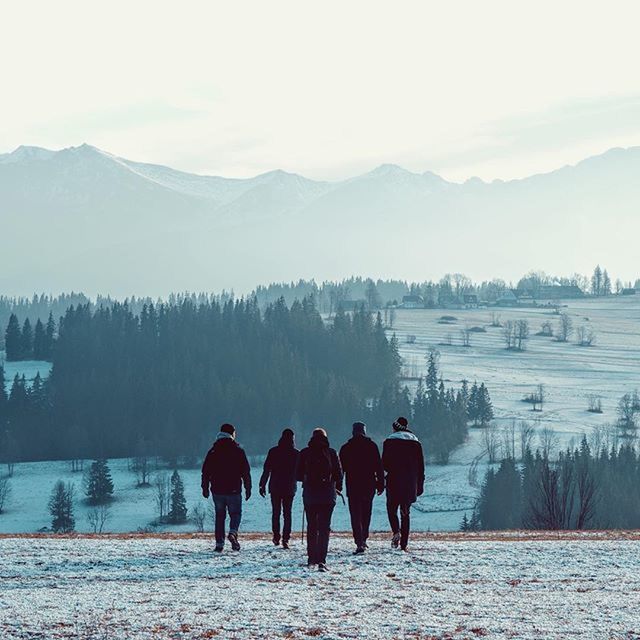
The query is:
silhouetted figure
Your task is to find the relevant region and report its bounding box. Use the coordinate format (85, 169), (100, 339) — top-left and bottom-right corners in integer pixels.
(296, 428), (343, 571)
(201, 423), (252, 552)
(382, 417), (424, 551)
(259, 428), (299, 548)
(339, 421), (384, 554)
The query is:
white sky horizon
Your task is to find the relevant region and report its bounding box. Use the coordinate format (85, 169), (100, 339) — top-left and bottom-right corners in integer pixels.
(3, 1), (640, 183)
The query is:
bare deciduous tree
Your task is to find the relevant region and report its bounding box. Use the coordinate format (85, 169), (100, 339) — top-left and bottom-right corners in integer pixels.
(460, 327), (471, 348)
(617, 393), (638, 439)
(501, 420), (517, 460)
(154, 473), (171, 522)
(518, 421), (535, 460)
(483, 423), (501, 464)
(577, 325), (596, 347)
(191, 503), (207, 533)
(0, 477), (11, 514)
(555, 313), (573, 342)
(587, 395), (603, 413)
(87, 504), (111, 533)
(538, 426), (559, 459)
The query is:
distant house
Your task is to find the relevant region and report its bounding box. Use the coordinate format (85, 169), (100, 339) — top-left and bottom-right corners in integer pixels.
(495, 290), (519, 306)
(536, 285), (584, 300)
(402, 295), (424, 309)
(463, 293), (478, 307)
(621, 288), (637, 296)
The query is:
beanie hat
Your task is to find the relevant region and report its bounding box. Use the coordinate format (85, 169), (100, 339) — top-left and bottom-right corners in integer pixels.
(392, 416), (409, 431)
(352, 421), (367, 436)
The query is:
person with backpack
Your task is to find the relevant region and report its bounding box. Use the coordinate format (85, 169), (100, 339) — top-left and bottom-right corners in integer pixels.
(339, 421), (384, 554)
(259, 428), (299, 549)
(201, 423), (252, 552)
(382, 416), (424, 551)
(295, 427), (343, 572)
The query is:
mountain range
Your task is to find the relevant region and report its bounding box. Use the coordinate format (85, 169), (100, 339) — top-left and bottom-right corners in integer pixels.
(1, 144), (639, 296)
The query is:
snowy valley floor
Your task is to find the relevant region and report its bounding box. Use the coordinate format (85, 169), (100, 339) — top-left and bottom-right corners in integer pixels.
(2, 533), (640, 639)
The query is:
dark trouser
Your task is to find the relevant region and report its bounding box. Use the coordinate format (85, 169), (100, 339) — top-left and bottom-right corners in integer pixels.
(305, 503), (335, 564)
(348, 493), (374, 548)
(271, 493), (294, 542)
(387, 497), (411, 549)
(212, 494), (242, 545)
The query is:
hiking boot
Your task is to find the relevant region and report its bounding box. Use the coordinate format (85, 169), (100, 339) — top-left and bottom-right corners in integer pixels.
(318, 563), (328, 572)
(391, 532), (400, 548)
(228, 532), (240, 551)
(353, 546), (365, 555)
(272, 534), (281, 546)
(214, 543), (224, 553)
(282, 540), (290, 550)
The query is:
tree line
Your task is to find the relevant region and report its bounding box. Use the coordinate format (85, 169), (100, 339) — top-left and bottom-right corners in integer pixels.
(472, 439), (640, 530)
(0, 297), (402, 462)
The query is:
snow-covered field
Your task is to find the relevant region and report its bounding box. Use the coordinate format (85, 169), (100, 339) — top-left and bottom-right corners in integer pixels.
(392, 297), (640, 442)
(0, 458), (468, 534)
(1, 359), (52, 391)
(1, 297), (638, 534)
(2, 533), (640, 639)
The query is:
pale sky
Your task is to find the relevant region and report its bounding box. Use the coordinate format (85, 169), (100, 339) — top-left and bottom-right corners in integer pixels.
(3, 0), (640, 182)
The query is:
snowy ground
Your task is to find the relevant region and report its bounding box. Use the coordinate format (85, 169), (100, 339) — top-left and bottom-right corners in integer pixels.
(0, 458), (469, 534)
(2, 532), (640, 639)
(1, 359), (51, 391)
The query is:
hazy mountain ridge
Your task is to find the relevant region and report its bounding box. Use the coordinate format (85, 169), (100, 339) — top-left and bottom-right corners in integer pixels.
(1, 144), (638, 295)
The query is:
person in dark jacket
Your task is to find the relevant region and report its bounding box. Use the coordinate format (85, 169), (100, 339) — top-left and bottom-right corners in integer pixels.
(382, 416), (425, 551)
(201, 423), (252, 552)
(339, 421), (384, 554)
(259, 428), (299, 548)
(295, 428), (343, 571)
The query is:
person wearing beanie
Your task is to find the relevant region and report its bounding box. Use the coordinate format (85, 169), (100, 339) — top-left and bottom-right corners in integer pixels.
(339, 421), (384, 554)
(201, 423), (252, 553)
(259, 428), (299, 548)
(295, 427), (343, 572)
(382, 416), (425, 551)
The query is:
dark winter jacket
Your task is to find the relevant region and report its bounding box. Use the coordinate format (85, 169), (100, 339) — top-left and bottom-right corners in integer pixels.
(382, 430), (425, 504)
(259, 441), (299, 496)
(339, 434), (384, 498)
(201, 433), (252, 496)
(296, 432), (343, 506)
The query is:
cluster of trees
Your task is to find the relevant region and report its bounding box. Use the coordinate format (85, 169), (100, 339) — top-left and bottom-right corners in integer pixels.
(474, 440), (640, 530)
(4, 313), (56, 361)
(46, 459), (189, 532)
(1, 297), (401, 462)
(365, 351), (492, 464)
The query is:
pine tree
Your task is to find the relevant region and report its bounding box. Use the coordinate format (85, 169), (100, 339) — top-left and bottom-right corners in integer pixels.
(49, 481), (75, 532)
(5, 314), (22, 361)
(0, 367), (7, 428)
(168, 469), (188, 524)
(478, 383), (494, 427)
(33, 319), (47, 360)
(20, 318), (34, 360)
(44, 312), (56, 359)
(85, 459), (114, 505)
(460, 513), (470, 531)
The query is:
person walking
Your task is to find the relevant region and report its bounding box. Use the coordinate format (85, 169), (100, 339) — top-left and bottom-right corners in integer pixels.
(382, 416), (424, 551)
(339, 421), (384, 554)
(201, 423), (252, 553)
(259, 428), (299, 549)
(296, 427), (343, 572)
